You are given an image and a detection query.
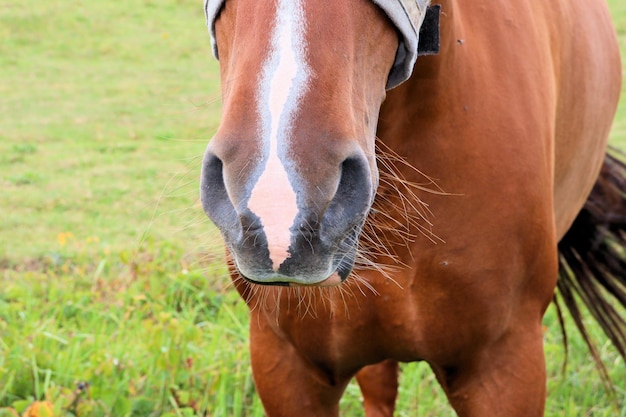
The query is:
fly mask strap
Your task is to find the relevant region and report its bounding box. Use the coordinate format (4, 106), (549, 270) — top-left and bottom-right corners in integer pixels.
(204, 0), (439, 90)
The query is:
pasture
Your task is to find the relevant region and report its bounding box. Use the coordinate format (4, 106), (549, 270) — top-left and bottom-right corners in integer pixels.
(0, 0), (625, 415)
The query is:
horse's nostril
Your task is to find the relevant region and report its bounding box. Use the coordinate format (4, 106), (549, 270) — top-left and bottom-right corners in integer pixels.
(322, 156), (374, 240)
(200, 152), (239, 237)
(329, 156), (374, 221)
(200, 152), (223, 213)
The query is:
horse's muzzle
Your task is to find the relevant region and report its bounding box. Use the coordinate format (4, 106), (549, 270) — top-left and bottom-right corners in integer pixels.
(200, 148), (375, 286)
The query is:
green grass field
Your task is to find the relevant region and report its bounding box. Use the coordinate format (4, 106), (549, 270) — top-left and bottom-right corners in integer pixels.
(1, 0), (625, 415)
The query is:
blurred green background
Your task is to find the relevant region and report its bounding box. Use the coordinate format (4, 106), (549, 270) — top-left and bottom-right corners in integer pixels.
(0, 0), (221, 263)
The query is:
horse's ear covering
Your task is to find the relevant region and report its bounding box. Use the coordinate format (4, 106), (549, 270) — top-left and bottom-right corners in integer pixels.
(418, 5), (440, 56)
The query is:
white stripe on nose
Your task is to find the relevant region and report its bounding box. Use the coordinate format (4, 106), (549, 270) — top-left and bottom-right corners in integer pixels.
(247, 0), (310, 270)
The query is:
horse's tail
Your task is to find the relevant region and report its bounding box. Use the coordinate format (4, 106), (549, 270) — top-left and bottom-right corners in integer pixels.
(555, 149), (626, 385)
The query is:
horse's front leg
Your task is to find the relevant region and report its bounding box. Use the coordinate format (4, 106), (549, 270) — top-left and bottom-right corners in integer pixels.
(355, 359), (399, 417)
(430, 322), (547, 417)
(249, 317), (349, 417)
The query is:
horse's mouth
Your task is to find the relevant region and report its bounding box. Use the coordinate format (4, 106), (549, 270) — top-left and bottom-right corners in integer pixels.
(228, 221), (362, 288)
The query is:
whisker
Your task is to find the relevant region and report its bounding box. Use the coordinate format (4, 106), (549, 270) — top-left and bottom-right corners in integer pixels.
(194, 134), (452, 320)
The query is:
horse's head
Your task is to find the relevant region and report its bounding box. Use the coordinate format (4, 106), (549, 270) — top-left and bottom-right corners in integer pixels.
(201, 0), (431, 286)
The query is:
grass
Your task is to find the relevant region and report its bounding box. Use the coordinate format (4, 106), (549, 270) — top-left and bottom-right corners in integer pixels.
(0, 0), (625, 415)
(0, 0), (221, 262)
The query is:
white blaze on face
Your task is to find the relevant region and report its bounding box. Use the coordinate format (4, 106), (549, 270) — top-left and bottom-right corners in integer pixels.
(247, 0), (310, 270)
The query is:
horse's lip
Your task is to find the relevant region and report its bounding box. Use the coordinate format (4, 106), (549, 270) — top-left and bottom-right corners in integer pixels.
(288, 272), (343, 287)
(241, 271), (344, 287)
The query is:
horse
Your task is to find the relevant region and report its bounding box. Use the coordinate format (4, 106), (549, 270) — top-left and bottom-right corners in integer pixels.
(199, 0), (625, 415)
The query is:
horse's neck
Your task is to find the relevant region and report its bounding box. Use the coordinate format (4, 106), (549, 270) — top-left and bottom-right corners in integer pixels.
(370, 0), (459, 263)
(377, 0), (457, 161)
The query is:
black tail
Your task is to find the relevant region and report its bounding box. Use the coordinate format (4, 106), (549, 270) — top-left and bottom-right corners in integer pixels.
(556, 149), (626, 386)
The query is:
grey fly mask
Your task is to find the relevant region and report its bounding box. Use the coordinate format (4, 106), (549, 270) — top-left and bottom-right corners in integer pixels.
(203, 0), (440, 90)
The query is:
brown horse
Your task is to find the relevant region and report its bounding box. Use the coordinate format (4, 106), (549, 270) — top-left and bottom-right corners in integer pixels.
(200, 0), (625, 415)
